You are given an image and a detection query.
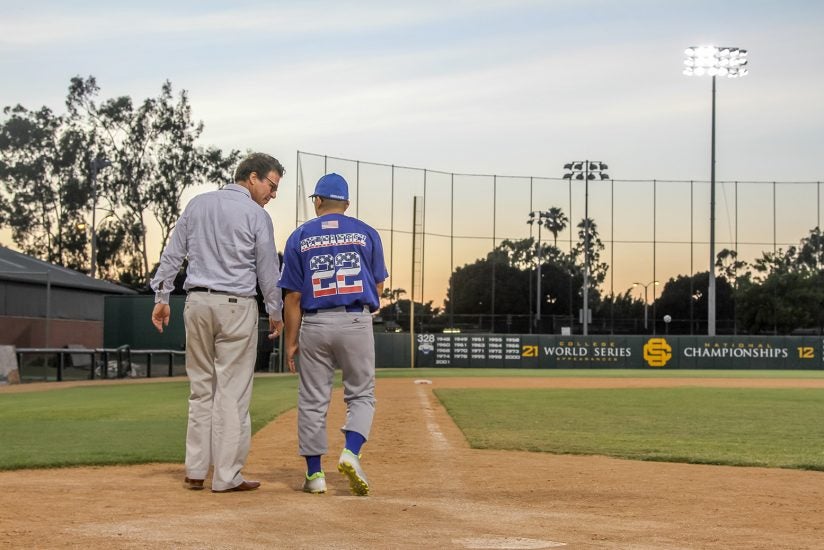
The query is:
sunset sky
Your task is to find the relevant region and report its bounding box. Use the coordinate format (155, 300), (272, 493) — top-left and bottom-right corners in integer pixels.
(2, 1), (823, 306)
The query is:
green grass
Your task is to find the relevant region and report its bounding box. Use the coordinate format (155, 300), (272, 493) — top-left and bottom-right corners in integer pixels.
(377, 367), (824, 379)
(0, 377), (297, 470)
(435, 387), (824, 471)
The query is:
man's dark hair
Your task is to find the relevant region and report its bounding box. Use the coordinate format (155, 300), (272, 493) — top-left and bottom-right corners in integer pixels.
(234, 153), (285, 182)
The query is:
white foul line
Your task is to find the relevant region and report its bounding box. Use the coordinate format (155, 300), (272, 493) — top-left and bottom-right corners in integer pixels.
(416, 385), (449, 451)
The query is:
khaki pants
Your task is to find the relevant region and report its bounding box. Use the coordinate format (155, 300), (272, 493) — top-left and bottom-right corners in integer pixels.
(183, 291), (258, 491)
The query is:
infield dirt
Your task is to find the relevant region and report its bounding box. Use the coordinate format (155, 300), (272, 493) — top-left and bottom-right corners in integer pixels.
(1, 376), (822, 549)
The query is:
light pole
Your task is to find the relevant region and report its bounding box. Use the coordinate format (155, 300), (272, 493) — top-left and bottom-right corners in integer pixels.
(633, 280), (659, 333)
(88, 155), (111, 279)
(527, 210), (550, 330)
(563, 161), (609, 336)
(683, 45), (748, 336)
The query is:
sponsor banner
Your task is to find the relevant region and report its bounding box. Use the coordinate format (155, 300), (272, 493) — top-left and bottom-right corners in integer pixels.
(410, 334), (824, 369)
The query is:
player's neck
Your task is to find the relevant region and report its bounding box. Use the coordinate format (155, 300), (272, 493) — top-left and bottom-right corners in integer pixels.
(316, 208), (346, 217)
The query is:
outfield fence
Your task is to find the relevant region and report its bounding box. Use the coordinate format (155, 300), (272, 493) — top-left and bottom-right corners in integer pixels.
(375, 333), (824, 370)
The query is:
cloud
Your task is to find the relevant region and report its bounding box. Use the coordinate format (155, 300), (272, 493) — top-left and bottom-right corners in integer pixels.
(0, 1), (548, 48)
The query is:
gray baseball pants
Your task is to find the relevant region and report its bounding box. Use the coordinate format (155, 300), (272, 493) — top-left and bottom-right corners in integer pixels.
(297, 310), (376, 456)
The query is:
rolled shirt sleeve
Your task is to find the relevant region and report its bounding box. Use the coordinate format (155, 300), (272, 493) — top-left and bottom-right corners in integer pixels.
(150, 207), (190, 304)
(256, 213), (284, 321)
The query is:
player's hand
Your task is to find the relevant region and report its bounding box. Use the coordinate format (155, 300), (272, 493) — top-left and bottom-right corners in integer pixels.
(268, 318), (283, 340)
(285, 341), (299, 374)
(151, 303), (170, 333)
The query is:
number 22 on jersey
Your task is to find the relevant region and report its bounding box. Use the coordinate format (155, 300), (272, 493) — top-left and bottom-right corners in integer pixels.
(309, 252), (364, 298)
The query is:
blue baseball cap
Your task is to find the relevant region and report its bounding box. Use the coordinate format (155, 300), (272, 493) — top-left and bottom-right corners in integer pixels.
(310, 173), (349, 201)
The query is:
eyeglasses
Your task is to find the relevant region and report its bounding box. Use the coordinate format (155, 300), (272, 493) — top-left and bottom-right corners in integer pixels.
(263, 175), (279, 193)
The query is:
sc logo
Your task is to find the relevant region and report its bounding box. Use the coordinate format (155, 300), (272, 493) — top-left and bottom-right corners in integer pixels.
(643, 338), (672, 367)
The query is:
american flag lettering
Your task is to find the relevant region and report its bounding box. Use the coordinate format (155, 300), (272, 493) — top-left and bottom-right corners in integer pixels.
(336, 251), (361, 268)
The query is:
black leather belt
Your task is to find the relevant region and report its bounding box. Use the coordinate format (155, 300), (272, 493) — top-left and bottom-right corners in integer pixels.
(304, 305), (369, 314)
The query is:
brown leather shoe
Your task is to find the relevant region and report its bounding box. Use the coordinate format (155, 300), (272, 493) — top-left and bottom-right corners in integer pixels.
(184, 477), (204, 490)
(211, 480), (261, 493)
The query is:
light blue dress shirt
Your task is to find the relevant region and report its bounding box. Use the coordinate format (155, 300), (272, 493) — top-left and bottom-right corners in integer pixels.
(150, 184), (283, 320)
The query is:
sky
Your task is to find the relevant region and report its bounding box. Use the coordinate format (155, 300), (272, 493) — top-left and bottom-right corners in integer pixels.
(2, 0), (823, 307)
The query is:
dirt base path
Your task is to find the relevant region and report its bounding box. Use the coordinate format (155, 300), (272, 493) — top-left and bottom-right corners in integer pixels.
(1, 376), (823, 549)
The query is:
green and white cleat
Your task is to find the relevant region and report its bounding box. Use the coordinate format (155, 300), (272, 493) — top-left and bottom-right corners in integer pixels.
(302, 471), (327, 494)
(337, 449), (369, 496)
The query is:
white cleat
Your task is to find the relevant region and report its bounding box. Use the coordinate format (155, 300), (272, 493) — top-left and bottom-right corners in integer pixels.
(302, 471), (327, 494)
(338, 449), (369, 496)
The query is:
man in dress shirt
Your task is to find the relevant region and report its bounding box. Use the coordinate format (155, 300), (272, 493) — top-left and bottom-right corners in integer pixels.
(150, 152), (285, 493)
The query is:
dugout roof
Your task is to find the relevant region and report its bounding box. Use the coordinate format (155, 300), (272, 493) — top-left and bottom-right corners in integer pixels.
(0, 245), (136, 295)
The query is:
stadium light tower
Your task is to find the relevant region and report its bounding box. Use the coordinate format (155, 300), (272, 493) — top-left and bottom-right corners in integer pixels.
(527, 210), (551, 329)
(563, 161), (609, 336)
(683, 45), (748, 336)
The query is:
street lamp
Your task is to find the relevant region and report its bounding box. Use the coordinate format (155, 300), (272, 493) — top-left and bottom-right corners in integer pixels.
(683, 45), (748, 336)
(527, 210), (551, 330)
(563, 161), (609, 336)
(633, 280), (659, 332)
(89, 155), (111, 279)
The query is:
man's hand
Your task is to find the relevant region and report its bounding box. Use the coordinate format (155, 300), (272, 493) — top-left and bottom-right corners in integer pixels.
(285, 341), (299, 374)
(268, 317), (284, 340)
(151, 303), (170, 333)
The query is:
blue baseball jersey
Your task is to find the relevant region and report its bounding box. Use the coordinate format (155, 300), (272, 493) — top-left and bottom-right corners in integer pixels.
(278, 213), (388, 312)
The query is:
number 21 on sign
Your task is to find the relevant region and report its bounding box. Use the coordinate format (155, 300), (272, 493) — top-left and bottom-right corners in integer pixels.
(522, 345), (538, 357)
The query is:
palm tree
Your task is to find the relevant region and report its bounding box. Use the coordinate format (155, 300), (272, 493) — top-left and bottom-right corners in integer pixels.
(545, 207), (568, 248)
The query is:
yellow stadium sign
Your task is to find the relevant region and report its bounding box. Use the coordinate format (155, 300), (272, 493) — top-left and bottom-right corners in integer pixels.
(643, 338), (672, 367)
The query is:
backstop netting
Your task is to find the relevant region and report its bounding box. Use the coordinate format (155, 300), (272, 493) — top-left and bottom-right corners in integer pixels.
(295, 151), (822, 334)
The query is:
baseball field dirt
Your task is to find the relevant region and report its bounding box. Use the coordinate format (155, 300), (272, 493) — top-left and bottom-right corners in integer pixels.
(1, 376), (823, 549)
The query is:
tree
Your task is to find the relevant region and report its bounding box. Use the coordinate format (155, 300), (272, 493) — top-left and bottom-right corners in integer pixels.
(571, 217), (609, 288)
(727, 226), (824, 333)
(380, 287), (407, 305)
(544, 206), (568, 248)
(715, 248), (748, 282)
(655, 272), (734, 334)
(497, 238), (539, 270)
(0, 105), (93, 271)
(445, 253), (530, 316)
(57, 76), (239, 284)
(594, 289), (643, 333)
(379, 298), (440, 332)
(443, 238), (584, 332)
(2, 77), (240, 283)
(736, 271), (824, 334)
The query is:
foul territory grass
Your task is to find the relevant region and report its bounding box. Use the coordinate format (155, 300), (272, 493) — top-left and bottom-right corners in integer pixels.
(436, 387), (824, 471)
(0, 377), (297, 470)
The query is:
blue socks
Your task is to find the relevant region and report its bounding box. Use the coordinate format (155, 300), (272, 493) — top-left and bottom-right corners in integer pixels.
(306, 455), (322, 476)
(305, 431), (366, 475)
(344, 430), (366, 456)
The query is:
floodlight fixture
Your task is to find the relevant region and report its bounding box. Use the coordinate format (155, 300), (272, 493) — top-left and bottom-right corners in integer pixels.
(684, 46), (748, 78)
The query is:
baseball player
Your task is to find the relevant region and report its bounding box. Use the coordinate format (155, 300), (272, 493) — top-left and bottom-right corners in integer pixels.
(278, 173), (388, 496)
